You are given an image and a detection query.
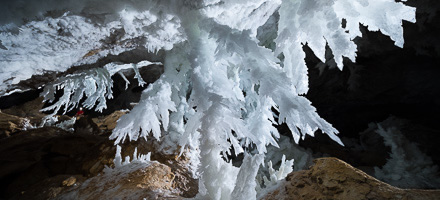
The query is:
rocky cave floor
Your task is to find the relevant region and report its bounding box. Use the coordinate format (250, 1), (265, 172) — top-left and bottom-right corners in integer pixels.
(0, 97), (199, 199)
(1, 98), (440, 200)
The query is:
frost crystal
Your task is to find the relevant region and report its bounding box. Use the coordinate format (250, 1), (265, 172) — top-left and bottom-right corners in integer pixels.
(276, 0), (416, 94)
(0, 0), (416, 199)
(110, 79), (177, 144)
(112, 145), (151, 169)
(0, 3), (184, 95)
(256, 154), (294, 198)
(40, 60), (159, 115)
(371, 117), (440, 189)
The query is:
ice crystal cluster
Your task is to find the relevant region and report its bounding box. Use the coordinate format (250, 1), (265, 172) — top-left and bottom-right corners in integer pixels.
(58, 145), (156, 199)
(366, 117), (440, 189)
(0, 0), (416, 199)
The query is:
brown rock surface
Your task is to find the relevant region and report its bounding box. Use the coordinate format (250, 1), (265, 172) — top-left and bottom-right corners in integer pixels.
(115, 140), (199, 198)
(55, 162), (178, 200)
(92, 110), (127, 133)
(10, 175), (87, 200)
(0, 125), (197, 199)
(73, 116), (101, 135)
(0, 127), (112, 198)
(0, 105), (196, 199)
(0, 111), (26, 137)
(62, 176), (77, 187)
(2, 97), (46, 125)
(261, 157), (440, 200)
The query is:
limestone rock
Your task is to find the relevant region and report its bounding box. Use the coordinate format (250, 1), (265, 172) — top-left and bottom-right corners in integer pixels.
(112, 139), (199, 198)
(56, 162), (178, 199)
(62, 176), (77, 187)
(0, 126), (197, 199)
(0, 111), (26, 137)
(92, 110), (127, 133)
(261, 157), (440, 200)
(10, 175), (87, 200)
(0, 127), (111, 198)
(73, 116), (101, 135)
(2, 97), (46, 125)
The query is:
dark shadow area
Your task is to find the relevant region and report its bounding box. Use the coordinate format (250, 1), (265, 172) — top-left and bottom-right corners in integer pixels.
(299, 0), (440, 179)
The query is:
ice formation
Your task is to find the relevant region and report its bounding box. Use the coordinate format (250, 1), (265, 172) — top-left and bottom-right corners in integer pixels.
(40, 60), (160, 116)
(370, 117), (440, 189)
(0, 0), (416, 199)
(57, 145), (157, 199)
(0, 1), (184, 95)
(262, 135), (314, 172)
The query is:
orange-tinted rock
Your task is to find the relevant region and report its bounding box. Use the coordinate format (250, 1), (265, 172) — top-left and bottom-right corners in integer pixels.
(92, 110), (127, 133)
(56, 162), (178, 199)
(62, 176), (77, 187)
(0, 125), (197, 199)
(0, 111), (25, 137)
(261, 157), (440, 200)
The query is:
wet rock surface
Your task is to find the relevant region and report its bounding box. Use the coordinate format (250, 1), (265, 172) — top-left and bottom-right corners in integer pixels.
(262, 157), (440, 200)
